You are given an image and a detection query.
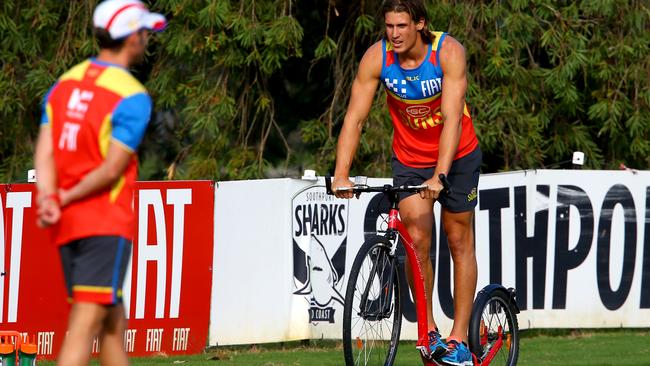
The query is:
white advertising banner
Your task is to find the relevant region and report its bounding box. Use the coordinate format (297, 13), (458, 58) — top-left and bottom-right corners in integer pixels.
(210, 178), (313, 345)
(209, 170), (650, 346)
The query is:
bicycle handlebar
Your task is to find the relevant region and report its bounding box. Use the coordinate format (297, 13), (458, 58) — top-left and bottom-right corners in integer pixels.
(325, 174), (453, 196)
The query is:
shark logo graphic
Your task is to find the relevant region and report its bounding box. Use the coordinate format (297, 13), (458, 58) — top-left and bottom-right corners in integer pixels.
(294, 236), (345, 307)
(292, 186), (348, 324)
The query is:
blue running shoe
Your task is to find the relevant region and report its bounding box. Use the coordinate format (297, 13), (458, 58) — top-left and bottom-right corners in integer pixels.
(427, 330), (447, 360)
(440, 340), (473, 366)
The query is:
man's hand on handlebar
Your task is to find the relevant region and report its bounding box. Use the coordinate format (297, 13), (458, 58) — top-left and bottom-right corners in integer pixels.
(420, 175), (444, 200)
(332, 176), (355, 199)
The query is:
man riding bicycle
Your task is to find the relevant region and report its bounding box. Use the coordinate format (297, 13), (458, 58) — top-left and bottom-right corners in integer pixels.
(332, 1), (481, 364)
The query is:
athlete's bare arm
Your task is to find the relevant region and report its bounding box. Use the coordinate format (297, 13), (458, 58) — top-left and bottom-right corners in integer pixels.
(332, 41), (383, 198)
(35, 125), (57, 198)
(34, 124), (60, 226)
(436, 36), (467, 177)
(420, 36), (468, 199)
(59, 142), (133, 206)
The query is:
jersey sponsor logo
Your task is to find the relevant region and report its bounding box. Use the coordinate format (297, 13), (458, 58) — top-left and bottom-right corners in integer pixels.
(406, 105), (431, 119)
(421, 78), (442, 98)
(58, 122), (81, 151)
(385, 78), (407, 96)
(397, 109), (443, 131)
(66, 88), (94, 120)
(292, 186), (348, 324)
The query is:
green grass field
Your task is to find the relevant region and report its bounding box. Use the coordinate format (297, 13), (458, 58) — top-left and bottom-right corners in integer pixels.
(39, 329), (650, 365)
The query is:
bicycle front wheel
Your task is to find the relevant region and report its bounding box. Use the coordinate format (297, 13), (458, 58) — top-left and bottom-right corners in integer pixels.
(343, 236), (402, 366)
(468, 285), (520, 366)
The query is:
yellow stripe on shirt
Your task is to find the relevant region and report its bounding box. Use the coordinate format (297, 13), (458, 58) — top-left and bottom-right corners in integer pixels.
(109, 175), (126, 203)
(44, 102), (53, 126)
(431, 31), (445, 51)
(98, 115), (130, 203)
(95, 67), (146, 98)
(99, 114), (112, 157)
(386, 88), (441, 104)
(59, 60), (91, 82)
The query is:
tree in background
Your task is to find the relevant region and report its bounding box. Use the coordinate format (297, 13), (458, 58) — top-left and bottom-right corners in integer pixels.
(304, 0), (650, 175)
(0, 0), (648, 182)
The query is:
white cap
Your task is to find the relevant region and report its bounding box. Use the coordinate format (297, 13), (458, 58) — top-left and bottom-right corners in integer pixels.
(93, 0), (167, 40)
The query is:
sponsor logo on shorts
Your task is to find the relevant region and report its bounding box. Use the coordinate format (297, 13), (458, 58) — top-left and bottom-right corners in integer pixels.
(467, 187), (477, 202)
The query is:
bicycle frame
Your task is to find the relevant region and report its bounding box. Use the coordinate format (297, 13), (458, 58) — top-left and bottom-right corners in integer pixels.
(388, 205), (506, 366)
(328, 175), (513, 366)
(386, 206), (434, 363)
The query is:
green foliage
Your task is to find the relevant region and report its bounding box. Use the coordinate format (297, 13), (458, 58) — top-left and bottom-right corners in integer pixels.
(298, 0), (649, 175)
(0, 0), (648, 183)
(453, 0), (649, 170)
(355, 14), (375, 37)
(314, 36), (337, 59)
(0, 1), (94, 182)
(142, 0), (304, 179)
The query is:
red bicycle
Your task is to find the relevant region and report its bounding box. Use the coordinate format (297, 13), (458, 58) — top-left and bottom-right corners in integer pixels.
(326, 175), (520, 366)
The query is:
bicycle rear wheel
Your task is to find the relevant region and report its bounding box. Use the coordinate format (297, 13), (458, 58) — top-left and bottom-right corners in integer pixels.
(468, 285), (520, 366)
(343, 236), (402, 366)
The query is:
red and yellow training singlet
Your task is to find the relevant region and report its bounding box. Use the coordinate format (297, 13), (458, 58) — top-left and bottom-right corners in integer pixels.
(41, 59), (152, 246)
(380, 32), (478, 168)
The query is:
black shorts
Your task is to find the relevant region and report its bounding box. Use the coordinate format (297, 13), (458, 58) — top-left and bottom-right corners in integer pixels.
(59, 236), (132, 305)
(392, 147), (482, 212)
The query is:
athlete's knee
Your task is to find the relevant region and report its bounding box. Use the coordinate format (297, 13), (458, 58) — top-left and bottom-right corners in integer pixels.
(446, 230), (474, 259)
(102, 316), (123, 335)
(69, 303), (108, 335)
(408, 230), (432, 261)
(415, 247), (431, 265)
